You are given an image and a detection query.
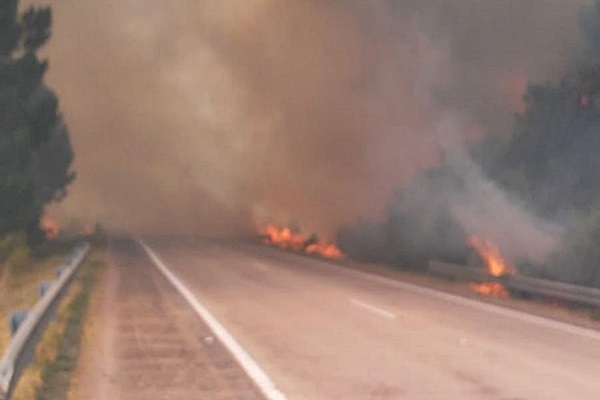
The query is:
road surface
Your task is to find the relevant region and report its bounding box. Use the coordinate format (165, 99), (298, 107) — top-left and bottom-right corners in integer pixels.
(83, 237), (600, 399)
(71, 238), (263, 400)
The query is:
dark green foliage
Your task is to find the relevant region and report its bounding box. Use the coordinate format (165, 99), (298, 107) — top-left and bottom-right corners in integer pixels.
(471, 1), (600, 286)
(338, 166), (469, 270)
(37, 119), (75, 203)
(490, 80), (600, 217)
(384, 169), (468, 269)
(21, 6), (51, 51)
(0, 0), (74, 243)
(548, 204), (600, 287)
(340, 2), (600, 285)
(0, 0), (20, 58)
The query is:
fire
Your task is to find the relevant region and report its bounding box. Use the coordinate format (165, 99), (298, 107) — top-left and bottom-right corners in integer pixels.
(260, 224), (344, 260)
(468, 235), (514, 277)
(469, 282), (508, 297)
(468, 235), (515, 297)
(84, 223), (97, 236)
(262, 225), (305, 250)
(305, 243), (343, 259)
(40, 214), (59, 239)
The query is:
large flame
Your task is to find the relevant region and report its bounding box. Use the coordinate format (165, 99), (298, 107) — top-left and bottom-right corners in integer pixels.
(468, 235), (514, 297)
(468, 235), (514, 277)
(260, 224), (344, 260)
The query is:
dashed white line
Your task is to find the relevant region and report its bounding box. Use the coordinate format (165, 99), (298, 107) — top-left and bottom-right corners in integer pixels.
(250, 245), (600, 341)
(252, 261), (269, 271)
(332, 262), (600, 341)
(350, 299), (397, 320)
(137, 238), (288, 400)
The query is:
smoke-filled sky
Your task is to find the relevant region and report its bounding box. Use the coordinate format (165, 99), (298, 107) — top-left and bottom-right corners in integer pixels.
(24, 0), (589, 237)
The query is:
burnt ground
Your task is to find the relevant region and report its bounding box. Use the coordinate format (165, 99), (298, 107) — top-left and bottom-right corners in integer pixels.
(69, 238), (263, 400)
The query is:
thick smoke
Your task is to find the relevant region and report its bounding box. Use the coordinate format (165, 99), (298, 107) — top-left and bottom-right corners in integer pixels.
(339, 113), (564, 268)
(437, 117), (562, 265)
(24, 0), (587, 241)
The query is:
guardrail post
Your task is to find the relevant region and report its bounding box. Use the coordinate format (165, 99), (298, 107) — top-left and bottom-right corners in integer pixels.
(8, 312), (28, 338)
(0, 242), (90, 400)
(38, 282), (52, 299)
(55, 265), (66, 278)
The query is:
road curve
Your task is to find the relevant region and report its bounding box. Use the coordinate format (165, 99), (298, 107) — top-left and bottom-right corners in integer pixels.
(144, 237), (600, 400)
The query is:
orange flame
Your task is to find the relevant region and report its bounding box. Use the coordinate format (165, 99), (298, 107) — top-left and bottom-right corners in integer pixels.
(84, 223), (97, 236)
(40, 215), (59, 239)
(468, 235), (514, 297)
(468, 235), (514, 277)
(260, 224), (344, 260)
(469, 282), (508, 297)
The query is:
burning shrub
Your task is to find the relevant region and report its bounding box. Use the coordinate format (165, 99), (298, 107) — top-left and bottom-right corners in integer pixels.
(260, 224), (344, 260)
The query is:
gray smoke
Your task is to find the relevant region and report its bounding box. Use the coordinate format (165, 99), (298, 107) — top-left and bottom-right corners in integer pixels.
(23, 0), (588, 244)
(438, 116), (562, 265)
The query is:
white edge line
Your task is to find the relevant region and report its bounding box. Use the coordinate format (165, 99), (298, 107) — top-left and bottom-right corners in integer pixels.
(244, 244), (600, 340)
(350, 299), (396, 320)
(136, 238), (288, 400)
(331, 261), (600, 341)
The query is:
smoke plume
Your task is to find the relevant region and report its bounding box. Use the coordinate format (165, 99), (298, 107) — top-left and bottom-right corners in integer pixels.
(23, 0), (588, 240)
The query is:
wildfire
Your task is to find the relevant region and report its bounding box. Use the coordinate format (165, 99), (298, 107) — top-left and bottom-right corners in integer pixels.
(260, 224), (344, 260)
(469, 282), (508, 297)
(468, 235), (514, 277)
(468, 235), (515, 297)
(40, 215), (59, 239)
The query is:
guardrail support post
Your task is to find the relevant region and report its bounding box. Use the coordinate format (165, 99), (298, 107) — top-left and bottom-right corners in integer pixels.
(38, 282), (52, 299)
(8, 312), (29, 338)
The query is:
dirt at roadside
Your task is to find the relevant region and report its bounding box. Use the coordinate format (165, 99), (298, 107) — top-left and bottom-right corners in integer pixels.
(69, 238), (263, 400)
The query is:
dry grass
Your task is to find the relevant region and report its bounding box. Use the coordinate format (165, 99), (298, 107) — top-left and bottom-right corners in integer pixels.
(0, 236), (69, 353)
(11, 246), (104, 400)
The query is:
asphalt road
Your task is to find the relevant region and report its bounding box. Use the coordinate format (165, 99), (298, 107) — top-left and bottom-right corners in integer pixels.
(141, 237), (600, 400)
(72, 238), (263, 400)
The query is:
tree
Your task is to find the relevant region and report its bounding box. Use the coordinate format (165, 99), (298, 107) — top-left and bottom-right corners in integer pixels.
(0, 0), (75, 243)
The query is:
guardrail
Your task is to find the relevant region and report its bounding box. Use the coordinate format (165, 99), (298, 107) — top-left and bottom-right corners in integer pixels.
(0, 242), (90, 400)
(428, 260), (499, 283)
(428, 260), (600, 308)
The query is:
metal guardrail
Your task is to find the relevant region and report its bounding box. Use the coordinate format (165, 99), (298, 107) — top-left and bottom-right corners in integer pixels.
(428, 260), (600, 308)
(506, 275), (600, 308)
(428, 260), (499, 283)
(0, 242), (90, 400)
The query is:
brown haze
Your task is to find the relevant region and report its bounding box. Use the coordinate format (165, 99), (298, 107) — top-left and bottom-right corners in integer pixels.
(24, 0), (588, 238)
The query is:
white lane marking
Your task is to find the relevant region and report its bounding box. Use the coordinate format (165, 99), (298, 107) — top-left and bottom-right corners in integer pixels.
(243, 244), (600, 340)
(137, 239), (288, 400)
(350, 299), (397, 320)
(253, 261), (269, 271)
(329, 263), (600, 341)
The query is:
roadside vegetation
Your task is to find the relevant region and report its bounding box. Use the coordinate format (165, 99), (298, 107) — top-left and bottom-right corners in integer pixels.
(0, 0), (75, 244)
(338, 1), (600, 288)
(10, 238), (105, 400)
(0, 1), (100, 397)
(0, 234), (74, 351)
